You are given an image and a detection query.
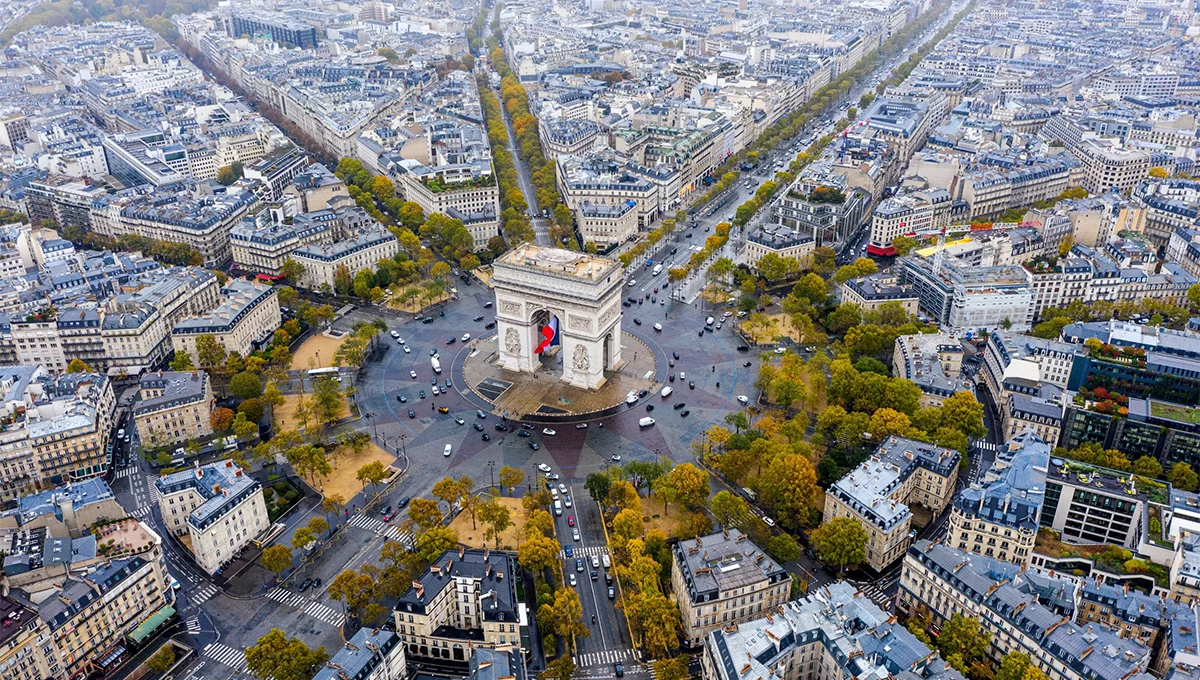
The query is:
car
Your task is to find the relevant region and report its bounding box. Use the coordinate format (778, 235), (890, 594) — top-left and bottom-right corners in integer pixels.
(482, 433), (491, 441)
(403, 345), (411, 353)
(445, 378), (452, 388)
(611, 454), (622, 462)
(672, 352), (680, 360)
(432, 378), (438, 386)
(608, 587), (616, 600)
(572, 528), (580, 541)
(438, 406), (450, 413)
(546, 473), (560, 481)
(409, 408), (416, 418)
(543, 428), (556, 436)
(398, 497), (411, 508)
(483, 300), (494, 309)
(476, 410), (487, 419)
(390, 330), (399, 338)
(522, 423), (534, 430)
(414, 315), (424, 322)
(737, 344), (750, 352)
(574, 557), (582, 570)
(689, 381), (695, 389)
(299, 579), (313, 591)
(410, 370), (418, 379)
(591, 570), (599, 582)
(381, 505), (393, 517)
(742, 360), (752, 367)
(622, 301), (631, 308)
(419, 390), (426, 399)
(633, 318), (641, 325)
(519, 430), (532, 437)
(674, 402), (686, 410)
(645, 404), (654, 411)
(537, 463), (552, 473)
(397, 337), (406, 344)
(549, 485), (559, 496)
(383, 511), (395, 522)
(627, 279), (636, 287)
(473, 315), (484, 322)
(679, 372), (685, 380)
(605, 573), (613, 585)
(462, 333), (471, 342)
(529, 442), (540, 450)
(432, 386), (440, 395)
(685, 232), (692, 238)
(737, 395), (750, 404)
(615, 662), (624, 677)
(397, 395), (408, 403)
(698, 329), (704, 336)
(443, 444), (453, 457)
(775, 346), (786, 354)
(564, 495), (572, 507)
(564, 544), (573, 557)
(430, 349), (438, 356)
(423, 317), (435, 324)
(592, 556), (600, 568)
(568, 516), (576, 528)
(447, 337), (456, 345)
(669, 373), (675, 382)
(575, 423), (587, 429)
(763, 516), (776, 527)
(474, 422), (485, 431)
(723, 311), (733, 318)
(569, 573), (577, 587)
(668, 359), (675, 367)
(559, 484), (569, 494)
(681, 410), (690, 417)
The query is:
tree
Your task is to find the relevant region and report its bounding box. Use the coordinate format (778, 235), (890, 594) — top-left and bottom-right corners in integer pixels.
(147, 645), (176, 673)
(613, 508), (644, 542)
(657, 463), (708, 511)
(195, 334), (227, 370)
(498, 465), (524, 493)
(66, 358), (93, 373)
(169, 351), (195, 371)
(631, 587), (681, 657)
(415, 525), (459, 562)
(211, 407), (235, 432)
(232, 412), (258, 442)
(328, 568), (375, 619)
(584, 473), (611, 503)
(995, 652), (1048, 680)
(1149, 166), (1170, 179)
(230, 371), (263, 400)
(541, 655), (576, 680)
(311, 376), (344, 424)
(758, 454), (820, 529)
(551, 587), (590, 640)
(1132, 456), (1163, 479)
(1170, 462), (1199, 492)
(939, 391), (987, 439)
(279, 258), (305, 283)
(260, 545), (292, 581)
(238, 398), (265, 424)
(810, 517), (867, 571)
(262, 380), (285, 411)
(710, 490), (750, 528)
(479, 496), (513, 548)
(408, 498), (443, 531)
(767, 533), (802, 563)
(244, 628), (329, 680)
(937, 614), (991, 673)
(655, 657), (689, 680)
(357, 460), (388, 495)
(519, 534), (561, 573)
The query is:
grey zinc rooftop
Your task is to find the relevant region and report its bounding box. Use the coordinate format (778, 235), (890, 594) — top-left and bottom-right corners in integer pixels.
(953, 431), (1048, 531)
(156, 460), (260, 531)
(311, 628), (401, 680)
(673, 528), (787, 604)
(134, 371), (209, 415)
(396, 547), (518, 623)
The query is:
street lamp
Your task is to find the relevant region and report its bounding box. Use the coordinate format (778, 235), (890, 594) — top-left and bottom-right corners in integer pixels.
(654, 447), (660, 465)
(399, 434), (407, 456)
(487, 460), (496, 492)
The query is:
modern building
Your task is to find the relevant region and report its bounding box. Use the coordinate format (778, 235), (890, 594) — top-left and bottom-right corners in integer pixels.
(132, 370), (213, 449)
(155, 460), (269, 575)
(946, 431), (1050, 566)
(670, 528), (790, 649)
(774, 172), (870, 247)
(228, 11), (318, 48)
(892, 333), (971, 407)
(822, 436), (959, 571)
(394, 547), (525, 664)
(171, 280), (280, 365)
(899, 255), (1035, 333)
(25, 175), (107, 232)
(243, 147), (309, 202)
(1059, 395), (1200, 471)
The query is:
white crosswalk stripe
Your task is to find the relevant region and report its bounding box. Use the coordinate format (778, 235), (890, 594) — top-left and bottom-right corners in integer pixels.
(971, 440), (997, 452)
(348, 514), (414, 546)
(860, 585), (892, 609)
(185, 616), (201, 635)
(574, 649), (635, 668)
(129, 505), (151, 519)
(204, 642), (247, 671)
(114, 467), (138, 479)
(147, 480), (160, 503)
(267, 587), (346, 627)
(560, 545), (608, 559)
(190, 584), (219, 605)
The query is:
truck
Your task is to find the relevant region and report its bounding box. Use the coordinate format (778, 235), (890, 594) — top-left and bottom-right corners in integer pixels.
(431, 356), (442, 374)
(652, 264), (663, 276)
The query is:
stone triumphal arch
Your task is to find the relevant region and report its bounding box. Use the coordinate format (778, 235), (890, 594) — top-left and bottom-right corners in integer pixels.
(491, 244), (624, 390)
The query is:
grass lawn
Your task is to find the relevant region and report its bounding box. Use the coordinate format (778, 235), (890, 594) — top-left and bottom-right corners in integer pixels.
(1150, 400), (1200, 425)
(640, 494), (683, 538)
(320, 442), (396, 500)
(274, 393), (349, 431)
(291, 333), (344, 371)
(449, 496), (526, 549)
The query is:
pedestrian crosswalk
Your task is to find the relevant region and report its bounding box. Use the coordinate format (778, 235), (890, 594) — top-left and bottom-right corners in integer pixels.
(129, 505), (151, 519)
(348, 513), (414, 546)
(561, 545), (608, 559)
(204, 642), (248, 672)
(147, 479), (160, 503)
(185, 616), (201, 635)
(266, 587), (347, 627)
(971, 439), (998, 452)
(574, 648), (635, 668)
(190, 583), (219, 605)
(114, 467), (139, 479)
(860, 584), (893, 609)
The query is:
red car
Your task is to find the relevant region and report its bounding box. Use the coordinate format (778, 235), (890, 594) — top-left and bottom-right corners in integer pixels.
(568, 515), (575, 527)
(383, 512), (394, 522)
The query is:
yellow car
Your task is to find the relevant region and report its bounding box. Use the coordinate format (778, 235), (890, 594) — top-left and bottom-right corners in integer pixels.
(438, 406), (450, 414)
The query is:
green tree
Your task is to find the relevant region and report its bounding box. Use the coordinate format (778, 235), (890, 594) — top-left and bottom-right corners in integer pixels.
(1170, 462), (1199, 492)
(147, 645), (176, 673)
(232, 412), (258, 442)
(995, 652), (1048, 680)
(244, 628), (329, 680)
(936, 613), (991, 674)
(541, 655), (576, 680)
(169, 351), (195, 371)
(311, 376), (344, 424)
(1131, 456), (1163, 479)
(810, 517), (867, 571)
(584, 473), (611, 503)
(415, 525), (459, 562)
(229, 371), (263, 400)
(260, 545), (292, 582)
(767, 533), (802, 563)
(238, 398), (265, 424)
(710, 490), (750, 528)
(356, 460), (388, 495)
(195, 334), (227, 370)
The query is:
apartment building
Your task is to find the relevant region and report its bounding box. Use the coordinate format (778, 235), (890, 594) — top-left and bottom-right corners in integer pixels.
(839, 272), (919, 315)
(229, 206), (355, 276)
(947, 432), (1050, 566)
(1002, 383), (1065, 444)
(867, 189), (953, 256)
(133, 371), (213, 449)
(171, 280), (280, 365)
(0, 477), (126, 539)
(282, 163), (348, 214)
(979, 330), (1078, 416)
(774, 172), (871, 247)
(538, 118), (601, 159)
(861, 97), (934, 164)
(243, 147), (308, 202)
(576, 201), (639, 247)
(701, 581), (966, 680)
(294, 226), (399, 292)
(899, 256), (1034, 333)
(389, 147), (500, 251)
(156, 460), (269, 574)
(744, 224), (816, 271)
(1074, 138), (1150, 195)
(892, 333), (971, 408)
(822, 436), (959, 571)
(1167, 227), (1200, 279)
(557, 154), (662, 229)
(0, 595), (55, 680)
(25, 175), (107, 232)
(312, 628), (408, 680)
(670, 528), (790, 648)
(899, 541), (1153, 680)
(394, 547), (524, 663)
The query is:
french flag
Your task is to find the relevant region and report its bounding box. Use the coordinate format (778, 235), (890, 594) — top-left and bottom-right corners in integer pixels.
(535, 317), (559, 354)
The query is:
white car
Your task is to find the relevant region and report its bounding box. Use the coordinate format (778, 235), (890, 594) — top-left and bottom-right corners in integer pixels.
(443, 444), (453, 457)
(403, 346), (411, 354)
(564, 496), (572, 508)
(432, 386), (440, 395)
(737, 395), (750, 405)
(572, 528), (580, 541)
(774, 347), (786, 354)
(661, 386), (673, 398)
(543, 428), (556, 436)
(679, 372), (685, 380)
(462, 333), (471, 342)
(569, 573), (577, 587)
(558, 483), (568, 494)
(390, 330), (399, 338)
(653, 323), (662, 331)
(550, 487), (559, 498)
(537, 463), (552, 473)
(627, 279), (636, 287)
(396, 337), (404, 344)
(611, 454), (622, 462)
(410, 370), (418, 379)
(455, 417), (465, 425)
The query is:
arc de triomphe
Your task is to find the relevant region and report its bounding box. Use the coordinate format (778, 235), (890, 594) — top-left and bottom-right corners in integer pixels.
(491, 245), (624, 390)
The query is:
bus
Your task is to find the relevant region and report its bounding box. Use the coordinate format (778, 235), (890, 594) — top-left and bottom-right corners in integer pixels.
(308, 367), (340, 381)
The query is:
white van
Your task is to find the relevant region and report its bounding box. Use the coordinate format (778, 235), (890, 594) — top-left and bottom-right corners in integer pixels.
(661, 386), (673, 398)
(639, 417), (656, 428)
(705, 316), (715, 326)
(602, 553), (611, 568)
(554, 500), (563, 516)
